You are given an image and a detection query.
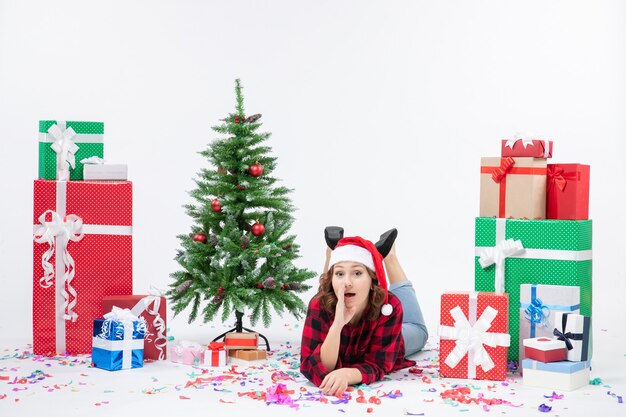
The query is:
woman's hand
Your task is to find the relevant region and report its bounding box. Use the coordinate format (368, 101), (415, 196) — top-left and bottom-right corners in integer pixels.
(333, 284), (356, 328)
(319, 368), (361, 396)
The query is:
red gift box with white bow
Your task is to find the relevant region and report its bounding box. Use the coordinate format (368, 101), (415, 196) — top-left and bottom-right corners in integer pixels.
(32, 179), (133, 354)
(439, 291), (510, 381)
(501, 137), (553, 158)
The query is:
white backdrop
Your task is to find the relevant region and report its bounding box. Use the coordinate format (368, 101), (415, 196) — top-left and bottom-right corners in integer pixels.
(0, 0), (624, 348)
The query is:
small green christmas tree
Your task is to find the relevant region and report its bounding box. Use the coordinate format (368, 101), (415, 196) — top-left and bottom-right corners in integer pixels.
(168, 79), (316, 328)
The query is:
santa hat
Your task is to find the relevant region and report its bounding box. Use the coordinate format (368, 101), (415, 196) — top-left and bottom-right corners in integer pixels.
(328, 236), (393, 316)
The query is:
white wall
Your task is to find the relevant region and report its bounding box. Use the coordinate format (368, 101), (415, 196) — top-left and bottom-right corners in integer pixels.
(1, 0), (624, 346)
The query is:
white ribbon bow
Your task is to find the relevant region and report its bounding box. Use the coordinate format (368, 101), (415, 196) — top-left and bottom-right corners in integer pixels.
(504, 133), (537, 150)
(440, 306), (511, 373)
(478, 238), (525, 294)
(80, 156), (106, 165)
(130, 286), (168, 360)
(33, 210), (84, 321)
(48, 123), (79, 181)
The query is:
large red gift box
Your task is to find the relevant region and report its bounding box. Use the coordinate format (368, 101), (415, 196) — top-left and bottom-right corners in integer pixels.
(33, 180), (133, 354)
(546, 164), (590, 220)
(501, 138), (553, 158)
(439, 291), (510, 381)
(102, 295), (167, 360)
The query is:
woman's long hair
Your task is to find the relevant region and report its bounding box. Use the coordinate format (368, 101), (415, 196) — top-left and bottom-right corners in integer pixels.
(314, 264), (386, 321)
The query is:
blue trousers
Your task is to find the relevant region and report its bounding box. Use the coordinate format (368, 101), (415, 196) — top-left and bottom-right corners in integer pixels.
(389, 280), (428, 356)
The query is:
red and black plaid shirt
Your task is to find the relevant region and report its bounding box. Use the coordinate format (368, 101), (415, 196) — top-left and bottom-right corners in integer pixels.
(300, 292), (416, 386)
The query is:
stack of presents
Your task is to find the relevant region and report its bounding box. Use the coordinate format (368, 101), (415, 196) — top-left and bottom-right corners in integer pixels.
(439, 136), (592, 391)
(31, 120), (265, 371)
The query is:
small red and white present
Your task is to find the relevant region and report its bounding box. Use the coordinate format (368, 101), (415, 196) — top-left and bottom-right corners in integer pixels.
(553, 312), (591, 362)
(501, 136), (553, 158)
(32, 180), (133, 355)
(439, 291), (510, 381)
(204, 342), (227, 367)
(523, 337), (567, 363)
(102, 292), (167, 360)
(224, 332), (259, 350)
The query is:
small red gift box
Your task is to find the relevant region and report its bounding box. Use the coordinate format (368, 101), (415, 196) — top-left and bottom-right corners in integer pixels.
(439, 291), (510, 381)
(102, 294), (167, 360)
(546, 164), (590, 220)
(224, 332), (259, 350)
(523, 337), (567, 362)
(33, 180), (133, 354)
(501, 138), (553, 158)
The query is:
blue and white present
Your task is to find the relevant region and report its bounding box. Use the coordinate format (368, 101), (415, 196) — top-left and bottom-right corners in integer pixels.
(522, 359), (591, 391)
(92, 307), (146, 371)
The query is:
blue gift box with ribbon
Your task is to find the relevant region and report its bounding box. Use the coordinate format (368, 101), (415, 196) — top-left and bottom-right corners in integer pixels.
(92, 307), (145, 371)
(519, 284), (580, 363)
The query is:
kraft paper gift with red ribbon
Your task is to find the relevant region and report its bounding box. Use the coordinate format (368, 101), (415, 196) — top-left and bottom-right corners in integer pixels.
(204, 341), (227, 367)
(228, 349), (267, 361)
(546, 164), (590, 220)
(224, 332), (259, 350)
(439, 291), (510, 381)
(102, 292), (167, 360)
(480, 157), (547, 219)
(501, 137), (553, 158)
(33, 180), (133, 355)
(169, 340), (204, 365)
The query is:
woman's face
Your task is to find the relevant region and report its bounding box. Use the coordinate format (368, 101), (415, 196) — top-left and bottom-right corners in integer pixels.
(331, 261), (373, 315)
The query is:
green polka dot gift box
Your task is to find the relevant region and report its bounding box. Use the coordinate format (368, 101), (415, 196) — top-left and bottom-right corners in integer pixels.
(38, 120), (104, 180)
(474, 217), (592, 361)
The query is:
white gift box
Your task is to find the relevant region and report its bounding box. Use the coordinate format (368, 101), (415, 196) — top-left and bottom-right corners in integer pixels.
(519, 284), (580, 362)
(84, 163), (128, 180)
(553, 312), (591, 361)
(522, 359), (590, 391)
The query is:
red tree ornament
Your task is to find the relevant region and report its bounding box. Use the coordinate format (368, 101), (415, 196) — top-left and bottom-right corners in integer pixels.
(249, 162), (263, 177)
(211, 198), (222, 212)
(193, 233), (207, 243)
(251, 222), (265, 236)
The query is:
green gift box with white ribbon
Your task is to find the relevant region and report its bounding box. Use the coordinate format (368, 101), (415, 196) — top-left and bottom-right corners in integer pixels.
(474, 217), (592, 361)
(38, 120), (104, 180)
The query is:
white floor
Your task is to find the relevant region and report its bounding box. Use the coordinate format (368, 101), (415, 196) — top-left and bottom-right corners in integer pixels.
(1, 321), (624, 417)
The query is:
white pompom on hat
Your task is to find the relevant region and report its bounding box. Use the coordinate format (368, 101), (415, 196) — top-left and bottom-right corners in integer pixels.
(328, 236), (392, 316)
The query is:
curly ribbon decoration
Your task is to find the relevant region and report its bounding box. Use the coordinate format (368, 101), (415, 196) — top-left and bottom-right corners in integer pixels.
(130, 286), (168, 360)
(33, 210), (84, 321)
(48, 122), (79, 181)
(478, 238), (525, 294)
(439, 302), (510, 378)
(524, 298), (549, 328)
(490, 157), (515, 183)
(547, 165), (580, 192)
